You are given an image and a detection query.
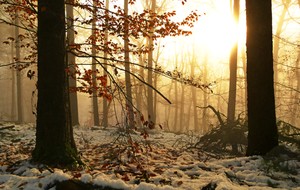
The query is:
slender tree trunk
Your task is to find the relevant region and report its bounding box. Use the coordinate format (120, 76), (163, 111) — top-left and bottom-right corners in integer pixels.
(192, 86), (198, 132)
(273, 0), (290, 94)
(186, 92), (192, 131)
(66, 0), (79, 126)
(165, 80), (172, 129)
(153, 47), (160, 125)
(136, 53), (144, 113)
(241, 46), (247, 116)
(124, 0), (135, 128)
(190, 51), (198, 132)
(179, 83), (185, 132)
(202, 54), (208, 133)
(92, 0), (99, 126)
(147, 0), (156, 124)
(33, 0), (80, 165)
(291, 50), (300, 125)
(246, 0), (278, 155)
(15, 12), (23, 124)
(11, 25), (16, 121)
(173, 52), (179, 132)
(174, 80), (178, 132)
(227, 0), (239, 125)
(102, 0), (109, 128)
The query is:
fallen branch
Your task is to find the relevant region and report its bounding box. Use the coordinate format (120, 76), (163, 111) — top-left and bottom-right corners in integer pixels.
(0, 125), (15, 131)
(197, 105), (226, 127)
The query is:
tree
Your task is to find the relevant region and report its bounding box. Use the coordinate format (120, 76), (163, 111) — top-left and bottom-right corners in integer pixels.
(147, 0), (156, 124)
(102, 0), (109, 128)
(1, 0), (199, 131)
(273, 0), (290, 93)
(246, 0), (278, 155)
(124, 0), (135, 128)
(91, 0), (100, 126)
(226, 0), (240, 153)
(292, 49), (300, 125)
(32, 0), (80, 165)
(66, 0), (79, 126)
(227, 0), (239, 125)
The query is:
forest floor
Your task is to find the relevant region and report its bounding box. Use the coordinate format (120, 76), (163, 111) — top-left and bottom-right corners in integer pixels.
(0, 123), (300, 190)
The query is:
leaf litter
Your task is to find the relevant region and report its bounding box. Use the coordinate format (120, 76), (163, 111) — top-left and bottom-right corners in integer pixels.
(0, 123), (300, 190)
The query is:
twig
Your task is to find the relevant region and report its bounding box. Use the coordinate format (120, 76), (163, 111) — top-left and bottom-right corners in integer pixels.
(197, 105), (226, 127)
(0, 125), (15, 130)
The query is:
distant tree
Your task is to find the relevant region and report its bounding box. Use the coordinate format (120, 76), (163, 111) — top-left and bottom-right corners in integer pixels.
(32, 0), (81, 165)
(14, 11), (23, 124)
(246, 0), (278, 155)
(91, 0), (100, 126)
(1, 0), (199, 131)
(147, 0), (156, 124)
(227, 0), (239, 125)
(227, 0), (240, 153)
(66, 0), (79, 126)
(102, 0), (109, 128)
(124, 0), (135, 128)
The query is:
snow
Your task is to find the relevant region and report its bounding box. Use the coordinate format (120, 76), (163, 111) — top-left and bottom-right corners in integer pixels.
(0, 123), (300, 190)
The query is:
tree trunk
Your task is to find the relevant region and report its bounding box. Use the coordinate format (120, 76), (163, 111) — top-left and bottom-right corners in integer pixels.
(66, 0), (79, 126)
(291, 50), (300, 126)
(136, 53), (144, 114)
(246, 0), (278, 155)
(15, 12), (23, 124)
(147, 0), (156, 124)
(92, 0), (99, 126)
(124, 0), (135, 128)
(241, 46), (247, 116)
(227, 0), (239, 125)
(102, 0), (109, 128)
(202, 54), (208, 133)
(273, 0), (290, 94)
(190, 51), (198, 132)
(174, 80), (178, 132)
(11, 25), (16, 121)
(33, 0), (80, 165)
(179, 83), (185, 132)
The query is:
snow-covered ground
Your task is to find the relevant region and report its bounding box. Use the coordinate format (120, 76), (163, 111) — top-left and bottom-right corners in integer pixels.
(0, 123), (300, 190)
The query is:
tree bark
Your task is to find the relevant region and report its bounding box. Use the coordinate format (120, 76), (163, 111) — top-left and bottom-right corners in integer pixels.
(246, 0), (278, 155)
(66, 0), (79, 126)
(273, 0), (290, 94)
(92, 0), (99, 126)
(202, 54), (208, 133)
(179, 83), (185, 132)
(190, 51), (199, 132)
(147, 0), (156, 124)
(124, 0), (135, 128)
(11, 24), (16, 121)
(291, 50), (300, 126)
(227, 0), (239, 125)
(102, 0), (109, 128)
(33, 0), (80, 165)
(15, 11), (23, 124)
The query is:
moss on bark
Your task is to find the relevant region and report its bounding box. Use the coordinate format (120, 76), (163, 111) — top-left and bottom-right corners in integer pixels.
(32, 143), (82, 167)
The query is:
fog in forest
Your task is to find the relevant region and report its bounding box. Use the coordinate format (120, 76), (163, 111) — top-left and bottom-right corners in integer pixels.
(0, 0), (299, 133)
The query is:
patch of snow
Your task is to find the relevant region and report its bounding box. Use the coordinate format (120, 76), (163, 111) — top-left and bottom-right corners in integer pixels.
(0, 124), (299, 190)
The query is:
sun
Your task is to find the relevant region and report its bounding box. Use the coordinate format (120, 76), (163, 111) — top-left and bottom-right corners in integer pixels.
(195, 14), (235, 57)
(153, 0), (247, 74)
(190, 1), (246, 61)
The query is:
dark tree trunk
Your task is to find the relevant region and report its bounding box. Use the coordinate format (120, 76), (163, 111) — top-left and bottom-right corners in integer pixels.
(246, 0), (278, 155)
(227, 0), (239, 125)
(33, 0), (80, 165)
